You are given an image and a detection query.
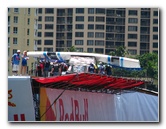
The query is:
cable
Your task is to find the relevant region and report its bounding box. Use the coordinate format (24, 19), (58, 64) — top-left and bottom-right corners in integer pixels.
(40, 89), (66, 119)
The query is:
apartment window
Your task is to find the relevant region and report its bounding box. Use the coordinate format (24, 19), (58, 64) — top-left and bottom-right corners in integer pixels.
(45, 8), (54, 14)
(87, 32), (94, 38)
(75, 24), (84, 29)
(13, 16), (18, 23)
(14, 8), (19, 13)
(95, 40), (104, 46)
(38, 16), (42, 21)
(153, 50), (158, 54)
(68, 9), (73, 16)
(44, 48), (53, 52)
(153, 35), (158, 40)
(56, 41), (64, 47)
(38, 24), (42, 29)
(28, 8), (30, 14)
(8, 27), (10, 34)
(96, 8), (105, 14)
(13, 27), (18, 34)
(67, 41), (72, 47)
(45, 16), (54, 22)
(153, 19), (158, 24)
(27, 18), (30, 25)
(128, 18), (138, 23)
(75, 32), (84, 37)
(88, 8), (94, 14)
(76, 16), (84, 22)
(37, 48), (42, 51)
(95, 48), (104, 54)
(87, 48), (93, 53)
(13, 38), (17, 44)
(13, 49), (17, 54)
(141, 11), (150, 18)
(88, 16), (94, 22)
(128, 42), (137, 47)
(128, 49), (137, 55)
(27, 29), (30, 35)
(37, 40), (42, 45)
(106, 10), (115, 16)
(38, 32), (42, 37)
(27, 39), (29, 46)
(140, 35), (149, 42)
(44, 32), (53, 37)
(95, 32), (104, 38)
(88, 24), (94, 30)
(75, 40), (84, 45)
(153, 42), (158, 48)
(96, 16), (105, 22)
(45, 24), (54, 29)
(76, 48), (83, 52)
(38, 8), (42, 14)
(87, 40), (94, 45)
(67, 33), (72, 39)
(76, 8), (84, 13)
(153, 11), (158, 16)
(128, 10), (137, 15)
(44, 40), (53, 45)
(95, 24), (105, 30)
(8, 8), (10, 12)
(128, 26), (137, 31)
(153, 27), (158, 32)
(8, 16), (10, 25)
(128, 34), (137, 39)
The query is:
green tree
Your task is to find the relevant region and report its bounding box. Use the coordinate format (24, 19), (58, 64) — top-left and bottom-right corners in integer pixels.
(68, 46), (77, 52)
(109, 46), (129, 57)
(136, 53), (158, 79)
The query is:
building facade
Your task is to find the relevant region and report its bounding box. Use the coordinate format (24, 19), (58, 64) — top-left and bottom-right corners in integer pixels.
(8, 8), (159, 75)
(37, 8), (159, 55)
(8, 8), (38, 75)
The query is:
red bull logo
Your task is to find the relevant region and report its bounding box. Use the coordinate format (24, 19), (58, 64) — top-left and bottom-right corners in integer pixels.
(8, 89), (16, 107)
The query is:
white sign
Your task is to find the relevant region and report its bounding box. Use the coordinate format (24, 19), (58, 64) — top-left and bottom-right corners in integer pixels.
(8, 76), (35, 121)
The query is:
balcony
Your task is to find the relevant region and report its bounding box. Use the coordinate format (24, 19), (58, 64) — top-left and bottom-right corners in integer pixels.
(116, 22), (125, 25)
(140, 31), (150, 34)
(106, 13), (115, 16)
(106, 37), (114, 40)
(141, 23), (150, 26)
(106, 21), (115, 24)
(140, 39), (149, 42)
(141, 15), (150, 18)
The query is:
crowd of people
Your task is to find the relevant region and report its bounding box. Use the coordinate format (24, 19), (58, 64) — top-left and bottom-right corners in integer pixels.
(88, 62), (112, 76)
(35, 60), (68, 77)
(11, 49), (112, 77)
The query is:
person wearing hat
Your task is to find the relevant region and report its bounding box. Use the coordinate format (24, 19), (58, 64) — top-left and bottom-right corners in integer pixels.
(11, 50), (21, 75)
(20, 50), (29, 76)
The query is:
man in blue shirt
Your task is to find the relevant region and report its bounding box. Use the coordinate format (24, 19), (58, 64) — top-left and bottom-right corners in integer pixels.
(11, 50), (21, 75)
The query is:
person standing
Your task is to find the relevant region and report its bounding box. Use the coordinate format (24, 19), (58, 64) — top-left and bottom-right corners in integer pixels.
(105, 64), (112, 76)
(43, 60), (50, 77)
(98, 62), (105, 75)
(50, 61), (61, 76)
(20, 51), (29, 76)
(11, 50), (21, 75)
(88, 63), (95, 73)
